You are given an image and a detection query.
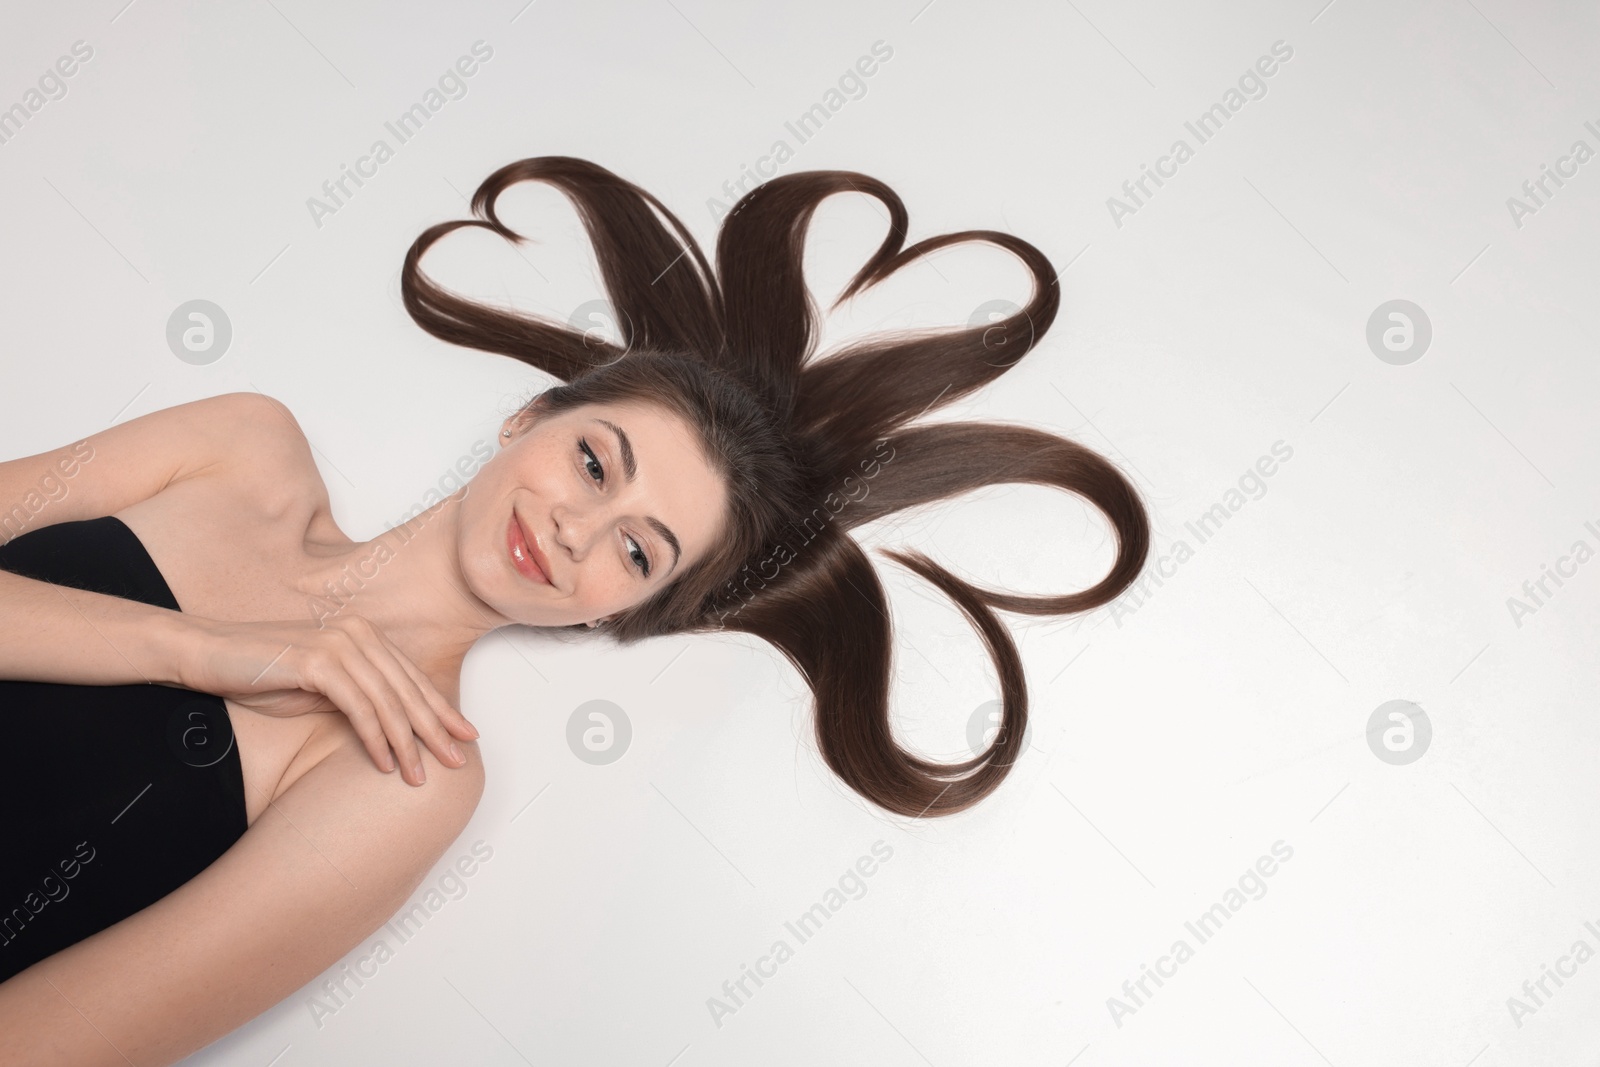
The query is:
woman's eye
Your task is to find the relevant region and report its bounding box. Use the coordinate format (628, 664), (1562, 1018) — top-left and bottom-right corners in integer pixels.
(627, 536), (652, 578)
(581, 438), (649, 577)
(579, 438), (604, 482)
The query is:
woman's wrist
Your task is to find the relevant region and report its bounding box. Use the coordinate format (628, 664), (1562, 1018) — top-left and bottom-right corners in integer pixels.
(145, 611), (210, 689)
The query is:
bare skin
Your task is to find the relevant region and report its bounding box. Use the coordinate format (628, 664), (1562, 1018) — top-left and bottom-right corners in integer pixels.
(114, 395), (729, 823)
(0, 392), (733, 1064)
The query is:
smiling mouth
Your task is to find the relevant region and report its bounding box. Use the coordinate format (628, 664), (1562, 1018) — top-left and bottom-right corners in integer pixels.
(508, 513), (550, 585)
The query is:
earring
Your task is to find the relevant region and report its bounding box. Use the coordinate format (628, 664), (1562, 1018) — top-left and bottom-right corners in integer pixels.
(501, 429), (511, 438)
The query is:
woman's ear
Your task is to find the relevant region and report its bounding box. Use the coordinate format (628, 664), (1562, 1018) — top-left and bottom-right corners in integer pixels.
(504, 395), (551, 440)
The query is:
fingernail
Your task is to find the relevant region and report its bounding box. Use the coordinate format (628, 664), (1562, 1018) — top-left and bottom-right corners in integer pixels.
(414, 762), (426, 784)
(449, 742), (464, 763)
(465, 723), (480, 739)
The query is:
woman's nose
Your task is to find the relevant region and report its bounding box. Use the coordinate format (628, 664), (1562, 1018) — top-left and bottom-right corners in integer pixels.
(550, 504), (596, 557)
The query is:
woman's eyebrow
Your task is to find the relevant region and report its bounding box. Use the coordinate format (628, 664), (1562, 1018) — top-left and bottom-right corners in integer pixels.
(596, 418), (682, 573)
(596, 418), (637, 480)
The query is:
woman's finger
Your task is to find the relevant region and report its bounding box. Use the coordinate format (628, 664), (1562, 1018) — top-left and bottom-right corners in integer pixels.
(358, 636), (461, 774)
(302, 649), (395, 775)
(370, 629), (474, 763)
(325, 639), (426, 785)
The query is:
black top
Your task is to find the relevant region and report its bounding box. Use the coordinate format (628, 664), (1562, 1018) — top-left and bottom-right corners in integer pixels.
(0, 515), (247, 984)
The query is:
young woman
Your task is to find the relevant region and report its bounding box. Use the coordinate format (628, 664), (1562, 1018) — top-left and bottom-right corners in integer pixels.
(0, 156), (1149, 1064)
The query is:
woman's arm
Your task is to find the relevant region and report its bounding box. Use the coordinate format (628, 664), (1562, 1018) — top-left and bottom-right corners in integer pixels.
(0, 728), (485, 1066)
(0, 392), (475, 774)
(0, 567), (195, 685)
(0, 390), (291, 545)
(0, 390), (303, 686)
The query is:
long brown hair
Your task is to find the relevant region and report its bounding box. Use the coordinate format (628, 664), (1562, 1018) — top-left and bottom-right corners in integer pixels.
(401, 156), (1149, 818)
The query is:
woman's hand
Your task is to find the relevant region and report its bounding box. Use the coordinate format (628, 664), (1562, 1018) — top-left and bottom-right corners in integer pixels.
(171, 614), (479, 785)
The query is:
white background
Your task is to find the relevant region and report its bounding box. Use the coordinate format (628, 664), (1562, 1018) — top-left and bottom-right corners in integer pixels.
(3, 1), (1598, 1064)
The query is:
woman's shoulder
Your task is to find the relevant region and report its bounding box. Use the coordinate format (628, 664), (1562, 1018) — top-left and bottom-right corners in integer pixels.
(0, 708), (486, 1065)
(205, 392), (333, 519)
(1, 391), (324, 540)
(104, 390), (333, 528)
(295, 710), (486, 825)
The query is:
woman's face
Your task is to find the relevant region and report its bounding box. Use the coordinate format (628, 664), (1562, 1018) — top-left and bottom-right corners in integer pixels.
(463, 398), (728, 628)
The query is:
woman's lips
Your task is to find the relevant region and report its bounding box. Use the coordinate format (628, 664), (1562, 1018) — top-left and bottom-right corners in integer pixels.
(508, 514), (550, 585)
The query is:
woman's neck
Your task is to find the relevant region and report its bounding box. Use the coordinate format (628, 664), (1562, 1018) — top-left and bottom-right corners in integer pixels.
(291, 489), (506, 706)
